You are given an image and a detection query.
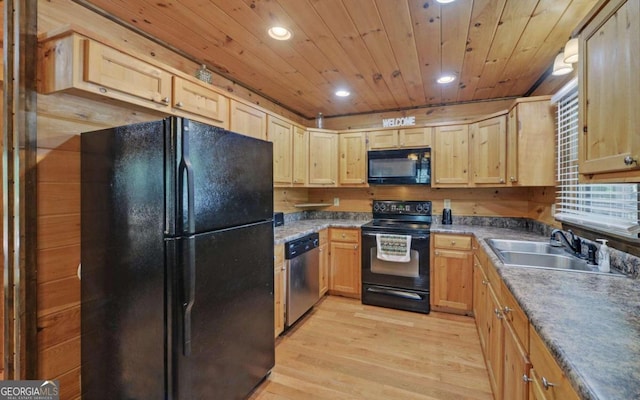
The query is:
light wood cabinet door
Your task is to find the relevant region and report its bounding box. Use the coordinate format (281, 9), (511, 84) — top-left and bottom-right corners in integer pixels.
(399, 127), (432, 148)
(319, 229), (329, 297)
(486, 285), (505, 400)
(432, 248), (473, 313)
(329, 228), (360, 299)
(268, 116), (293, 186)
(339, 132), (367, 186)
(172, 77), (229, 127)
(83, 38), (172, 107)
(471, 115), (507, 185)
(274, 244), (285, 338)
(503, 321), (531, 400)
(579, 0), (640, 177)
(368, 130), (398, 149)
(473, 256), (489, 352)
(308, 130), (338, 186)
(529, 326), (580, 400)
(433, 124), (469, 186)
(230, 100), (267, 140)
(292, 126), (308, 186)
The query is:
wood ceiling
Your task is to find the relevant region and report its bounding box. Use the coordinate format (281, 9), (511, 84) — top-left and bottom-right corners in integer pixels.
(79, 0), (598, 119)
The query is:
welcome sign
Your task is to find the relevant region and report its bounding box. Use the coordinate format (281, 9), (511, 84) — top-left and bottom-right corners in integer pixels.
(381, 116), (416, 128)
(0, 380), (59, 400)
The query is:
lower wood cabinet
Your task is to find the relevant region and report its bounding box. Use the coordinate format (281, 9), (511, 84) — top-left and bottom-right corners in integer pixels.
(431, 234), (473, 314)
(328, 228), (361, 299)
(318, 229), (329, 297)
(274, 243), (286, 338)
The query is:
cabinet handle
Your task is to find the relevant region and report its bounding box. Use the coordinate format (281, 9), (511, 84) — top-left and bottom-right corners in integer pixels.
(522, 374), (533, 383)
(541, 377), (555, 390)
(450, 241), (456, 245)
(503, 306), (512, 314)
(162, 97), (170, 103)
(176, 101), (184, 107)
(494, 308), (503, 319)
(482, 279), (488, 286)
(624, 156), (638, 166)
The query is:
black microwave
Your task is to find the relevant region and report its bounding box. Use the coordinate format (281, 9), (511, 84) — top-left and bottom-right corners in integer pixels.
(367, 148), (431, 185)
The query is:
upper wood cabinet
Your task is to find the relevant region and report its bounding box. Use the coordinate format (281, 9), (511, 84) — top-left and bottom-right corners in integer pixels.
(507, 98), (555, 186)
(39, 32), (174, 112)
(308, 129), (338, 186)
(268, 116), (293, 186)
(432, 124), (469, 187)
(470, 115), (507, 185)
(292, 126), (308, 186)
(230, 100), (267, 140)
(172, 76), (228, 127)
(579, 0), (640, 179)
(368, 127), (431, 150)
(339, 132), (367, 186)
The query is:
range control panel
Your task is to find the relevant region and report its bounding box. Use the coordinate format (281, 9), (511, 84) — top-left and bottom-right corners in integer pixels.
(372, 200), (432, 216)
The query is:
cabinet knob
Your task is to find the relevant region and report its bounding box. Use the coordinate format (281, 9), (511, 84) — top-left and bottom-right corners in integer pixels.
(435, 251), (440, 256)
(510, 176), (516, 182)
(354, 245), (358, 250)
(331, 180), (335, 184)
(436, 179), (440, 183)
(176, 101), (184, 107)
(522, 374), (533, 383)
(494, 308), (503, 319)
(541, 377), (555, 390)
(342, 233), (346, 238)
(451, 241), (456, 245)
(281, 266), (286, 271)
(503, 306), (512, 314)
(499, 178), (505, 183)
(482, 279), (488, 286)
(624, 156), (638, 166)
(162, 97), (170, 103)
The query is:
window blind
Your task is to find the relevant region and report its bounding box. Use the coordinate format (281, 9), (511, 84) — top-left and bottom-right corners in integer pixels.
(554, 80), (640, 238)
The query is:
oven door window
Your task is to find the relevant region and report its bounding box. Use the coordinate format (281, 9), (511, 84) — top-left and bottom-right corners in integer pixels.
(370, 248), (419, 277)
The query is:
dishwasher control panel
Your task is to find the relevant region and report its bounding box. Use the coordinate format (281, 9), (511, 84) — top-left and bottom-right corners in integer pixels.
(285, 232), (320, 259)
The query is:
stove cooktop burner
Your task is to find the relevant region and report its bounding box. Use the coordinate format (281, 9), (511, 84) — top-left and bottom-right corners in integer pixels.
(362, 200), (433, 235)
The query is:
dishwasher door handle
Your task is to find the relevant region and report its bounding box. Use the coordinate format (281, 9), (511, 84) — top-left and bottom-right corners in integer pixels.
(366, 286), (423, 300)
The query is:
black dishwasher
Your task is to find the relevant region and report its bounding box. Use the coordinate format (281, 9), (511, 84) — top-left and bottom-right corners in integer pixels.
(285, 233), (320, 327)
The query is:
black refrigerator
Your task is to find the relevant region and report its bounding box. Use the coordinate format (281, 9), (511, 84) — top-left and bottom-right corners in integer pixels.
(81, 117), (274, 399)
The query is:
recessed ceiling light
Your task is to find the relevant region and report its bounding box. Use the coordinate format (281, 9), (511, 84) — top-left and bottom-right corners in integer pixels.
(268, 26), (292, 41)
(436, 0), (456, 3)
(437, 75), (456, 84)
(335, 90), (351, 97)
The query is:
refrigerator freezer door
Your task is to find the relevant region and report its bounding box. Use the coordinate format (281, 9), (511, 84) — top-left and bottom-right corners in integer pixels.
(172, 220), (274, 399)
(172, 119), (274, 236)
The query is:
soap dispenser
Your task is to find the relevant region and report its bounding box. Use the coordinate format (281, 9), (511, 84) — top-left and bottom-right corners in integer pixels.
(596, 239), (610, 273)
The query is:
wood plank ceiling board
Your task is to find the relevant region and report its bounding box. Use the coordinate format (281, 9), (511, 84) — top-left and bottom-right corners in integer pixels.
(439, 0), (473, 103)
(408, 0), (443, 104)
(374, 0), (427, 107)
(454, 0), (507, 102)
(341, 0), (413, 108)
(72, 0), (601, 117)
(493, 0), (573, 98)
(474, 0), (540, 100)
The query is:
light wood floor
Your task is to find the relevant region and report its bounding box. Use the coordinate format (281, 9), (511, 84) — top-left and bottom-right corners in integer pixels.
(249, 296), (493, 400)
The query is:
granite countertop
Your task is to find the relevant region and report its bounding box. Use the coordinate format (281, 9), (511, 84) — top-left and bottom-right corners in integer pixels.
(278, 219), (640, 400)
(432, 224), (640, 400)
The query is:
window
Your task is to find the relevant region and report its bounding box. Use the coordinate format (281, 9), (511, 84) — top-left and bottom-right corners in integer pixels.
(553, 79), (640, 238)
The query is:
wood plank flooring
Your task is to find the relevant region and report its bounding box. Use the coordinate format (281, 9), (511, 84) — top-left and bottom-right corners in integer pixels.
(249, 296), (493, 400)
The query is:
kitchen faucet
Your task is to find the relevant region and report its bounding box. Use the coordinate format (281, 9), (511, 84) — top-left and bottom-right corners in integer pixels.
(550, 229), (582, 255)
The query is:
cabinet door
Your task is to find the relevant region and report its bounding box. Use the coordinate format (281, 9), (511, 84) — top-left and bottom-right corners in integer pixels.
(399, 127), (432, 148)
(339, 132), (367, 186)
(432, 248), (473, 312)
(433, 124), (469, 186)
(579, 0), (640, 175)
(308, 131), (338, 186)
(473, 257), (489, 352)
(292, 126), (308, 186)
(172, 77), (229, 127)
(274, 245), (285, 337)
(368, 130), (398, 149)
(319, 243), (329, 297)
(268, 116), (293, 185)
(230, 100), (267, 140)
(84, 39), (172, 106)
(503, 321), (531, 400)
(529, 326), (580, 400)
(486, 285), (504, 400)
(507, 107), (519, 184)
(471, 115), (507, 185)
(329, 241), (361, 298)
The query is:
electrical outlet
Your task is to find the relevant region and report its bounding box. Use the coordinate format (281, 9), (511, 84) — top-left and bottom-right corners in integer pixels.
(333, 197), (340, 206)
(444, 199), (451, 209)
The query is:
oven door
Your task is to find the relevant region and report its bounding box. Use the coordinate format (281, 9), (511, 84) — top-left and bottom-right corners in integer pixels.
(361, 231), (430, 291)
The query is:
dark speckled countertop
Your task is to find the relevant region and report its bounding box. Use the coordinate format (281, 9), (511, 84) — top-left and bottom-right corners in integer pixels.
(277, 219), (640, 400)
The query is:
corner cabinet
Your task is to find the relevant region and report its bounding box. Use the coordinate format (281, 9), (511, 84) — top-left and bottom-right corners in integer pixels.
(328, 228), (361, 299)
(432, 124), (469, 187)
(431, 234), (473, 314)
(579, 0), (640, 179)
(339, 132), (367, 186)
(308, 129), (338, 187)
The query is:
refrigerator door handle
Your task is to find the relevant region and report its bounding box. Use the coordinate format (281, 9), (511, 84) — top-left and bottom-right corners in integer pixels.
(178, 121), (196, 234)
(182, 237), (196, 356)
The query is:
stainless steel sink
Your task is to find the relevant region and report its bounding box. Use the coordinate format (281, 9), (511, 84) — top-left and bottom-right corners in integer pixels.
(486, 239), (623, 276)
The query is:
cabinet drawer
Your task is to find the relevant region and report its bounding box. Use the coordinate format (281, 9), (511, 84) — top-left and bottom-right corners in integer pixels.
(434, 234), (472, 250)
(274, 244), (284, 268)
(318, 229), (328, 245)
(330, 228), (359, 243)
(529, 326), (580, 400)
